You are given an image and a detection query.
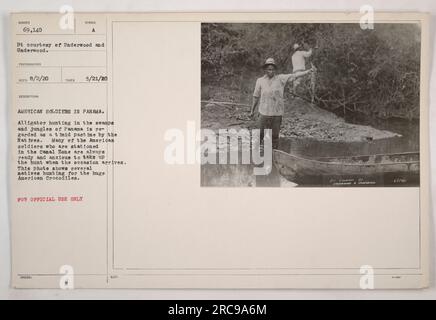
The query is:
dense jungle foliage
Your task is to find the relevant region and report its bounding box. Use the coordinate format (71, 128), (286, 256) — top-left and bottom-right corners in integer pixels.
(201, 23), (421, 120)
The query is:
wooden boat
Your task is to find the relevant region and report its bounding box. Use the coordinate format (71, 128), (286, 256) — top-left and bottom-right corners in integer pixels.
(273, 150), (420, 186)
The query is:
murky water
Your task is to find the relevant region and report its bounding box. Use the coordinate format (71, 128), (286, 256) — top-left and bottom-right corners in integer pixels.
(201, 116), (420, 187)
(275, 116), (420, 187)
(279, 117), (419, 158)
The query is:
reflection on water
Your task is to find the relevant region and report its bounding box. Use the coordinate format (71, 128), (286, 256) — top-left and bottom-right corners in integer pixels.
(276, 116), (420, 187)
(201, 116), (420, 187)
(279, 117), (419, 158)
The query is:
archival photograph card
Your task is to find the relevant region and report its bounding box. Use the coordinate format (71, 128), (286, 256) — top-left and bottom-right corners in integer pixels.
(10, 12), (430, 289)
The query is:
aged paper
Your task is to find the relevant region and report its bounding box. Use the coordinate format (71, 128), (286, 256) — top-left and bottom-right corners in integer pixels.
(10, 12), (430, 288)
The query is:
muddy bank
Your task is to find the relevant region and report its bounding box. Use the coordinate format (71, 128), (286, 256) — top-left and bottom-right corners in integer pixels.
(200, 87), (407, 188)
(280, 98), (401, 142)
(201, 88), (401, 142)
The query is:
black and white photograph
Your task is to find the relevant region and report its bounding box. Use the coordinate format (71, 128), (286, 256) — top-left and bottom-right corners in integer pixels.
(3, 6), (433, 297)
(200, 23), (421, 187)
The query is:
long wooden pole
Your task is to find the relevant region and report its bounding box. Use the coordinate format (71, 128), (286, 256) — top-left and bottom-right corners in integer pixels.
(201, 100), (251, 108)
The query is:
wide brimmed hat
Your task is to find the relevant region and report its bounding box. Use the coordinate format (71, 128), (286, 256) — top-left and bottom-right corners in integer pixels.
(263, 57), (277, 68)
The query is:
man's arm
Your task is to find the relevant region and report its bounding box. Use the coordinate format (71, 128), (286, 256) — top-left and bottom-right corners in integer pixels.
(293, 69), (312, 78)
(281, 68), (313, 83)
(251, 96), (259, 117)
(251, 79), (261, 117)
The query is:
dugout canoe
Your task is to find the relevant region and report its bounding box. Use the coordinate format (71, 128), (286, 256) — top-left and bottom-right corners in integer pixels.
(273, 150), (420, 184)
